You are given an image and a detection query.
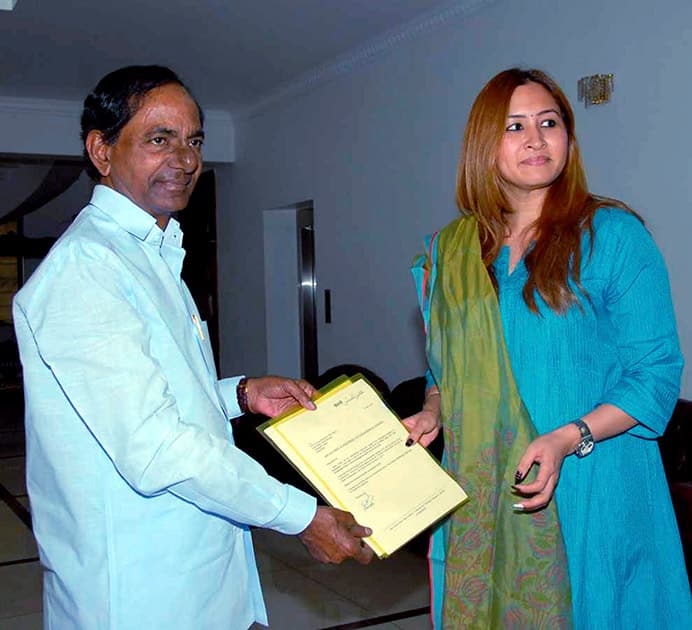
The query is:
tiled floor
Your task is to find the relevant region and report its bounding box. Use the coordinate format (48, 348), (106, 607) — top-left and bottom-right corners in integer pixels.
(0, 408), (432, 630)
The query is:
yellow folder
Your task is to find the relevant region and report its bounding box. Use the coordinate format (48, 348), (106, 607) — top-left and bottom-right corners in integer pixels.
(258, 374), (468, 558)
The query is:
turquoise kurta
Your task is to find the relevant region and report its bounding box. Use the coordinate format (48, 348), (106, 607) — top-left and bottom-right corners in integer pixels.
(419, 208), (691, 628)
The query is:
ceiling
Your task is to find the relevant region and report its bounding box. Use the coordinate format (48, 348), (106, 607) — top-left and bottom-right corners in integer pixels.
(0, 0), (459, 112)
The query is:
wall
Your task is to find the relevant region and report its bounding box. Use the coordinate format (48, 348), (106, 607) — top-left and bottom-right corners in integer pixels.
(220, 0), (692, 397)
(0, 97), (236, 163)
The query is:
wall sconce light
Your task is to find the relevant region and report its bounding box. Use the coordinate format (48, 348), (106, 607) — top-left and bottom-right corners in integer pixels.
(0, 0), (19, 11)
(577, 74), (614, 108)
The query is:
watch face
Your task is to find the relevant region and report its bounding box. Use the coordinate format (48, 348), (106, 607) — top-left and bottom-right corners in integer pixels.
(576, 439), (594, 458)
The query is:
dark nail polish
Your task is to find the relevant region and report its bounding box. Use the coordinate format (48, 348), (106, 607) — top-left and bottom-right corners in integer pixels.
(405, 438), (414, 447)
(514, 470), (523, 483)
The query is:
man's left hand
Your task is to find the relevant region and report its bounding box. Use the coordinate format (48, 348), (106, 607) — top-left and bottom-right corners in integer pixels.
(298, 506), (374, 565)
(246, 376), (317, 417)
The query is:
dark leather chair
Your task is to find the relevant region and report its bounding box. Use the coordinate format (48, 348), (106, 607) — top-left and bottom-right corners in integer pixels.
(659, 399), (692, 578)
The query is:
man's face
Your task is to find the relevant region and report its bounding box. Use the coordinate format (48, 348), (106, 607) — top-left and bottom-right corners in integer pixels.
(96, 83), (204, 228)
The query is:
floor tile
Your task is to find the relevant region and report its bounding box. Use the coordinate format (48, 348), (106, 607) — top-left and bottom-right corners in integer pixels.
(0, 612), (43, 630)
(251, 527), (431, 626)
(391, 614), (432, 629)
(298, 548), (429, 616)
(0, 457), (27, 496)
(251, 567), (368, 630)
(252, 527), (316, 570)
(254, 545), (292, 576)
(346, 624), (400, 630)
(0, 431), (25, 459)
(0, 504), (36, 564)
(0, 562), (42, 620)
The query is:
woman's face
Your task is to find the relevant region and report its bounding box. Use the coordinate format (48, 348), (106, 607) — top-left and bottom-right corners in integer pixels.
(495, 81), (568, 206)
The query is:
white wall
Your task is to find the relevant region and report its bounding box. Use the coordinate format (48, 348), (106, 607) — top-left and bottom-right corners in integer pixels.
(219, 0), (692, 397)
(263, 208), (302, 378)
(0, 97), (236, 163)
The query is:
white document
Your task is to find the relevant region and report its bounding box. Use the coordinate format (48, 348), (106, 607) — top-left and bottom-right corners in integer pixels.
(259, 375), (468, 557)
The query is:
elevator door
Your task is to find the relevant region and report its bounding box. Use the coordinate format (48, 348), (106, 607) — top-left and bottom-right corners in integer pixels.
(263, 202), (317, 381)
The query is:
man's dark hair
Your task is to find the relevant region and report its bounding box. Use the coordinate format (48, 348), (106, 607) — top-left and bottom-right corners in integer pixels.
(80, 65), (204, 180)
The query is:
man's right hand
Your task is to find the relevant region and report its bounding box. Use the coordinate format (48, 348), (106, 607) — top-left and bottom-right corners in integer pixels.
(297, 507), (374, 565)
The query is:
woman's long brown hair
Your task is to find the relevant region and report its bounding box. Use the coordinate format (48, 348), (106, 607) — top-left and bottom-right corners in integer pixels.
(457, 68), (638, 313)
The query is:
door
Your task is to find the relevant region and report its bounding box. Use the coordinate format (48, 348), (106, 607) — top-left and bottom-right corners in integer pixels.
(263, 202), (317, 381)
(177, 170), (220, 366)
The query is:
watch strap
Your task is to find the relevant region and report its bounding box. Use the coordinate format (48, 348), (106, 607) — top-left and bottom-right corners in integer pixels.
(573, 419), (594, 458)
(237, 377), (250, 414)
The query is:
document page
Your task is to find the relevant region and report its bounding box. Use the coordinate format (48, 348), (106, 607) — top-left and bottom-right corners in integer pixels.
(259, 375), (467, 557)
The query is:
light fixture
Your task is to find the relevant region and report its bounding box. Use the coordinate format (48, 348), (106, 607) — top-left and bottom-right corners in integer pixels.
(577, 74), (614, 108)
(0, 0), (18, 10)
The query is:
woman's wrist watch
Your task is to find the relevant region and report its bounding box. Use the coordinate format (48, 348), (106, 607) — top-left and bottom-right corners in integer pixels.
(573, 419), (594, 458)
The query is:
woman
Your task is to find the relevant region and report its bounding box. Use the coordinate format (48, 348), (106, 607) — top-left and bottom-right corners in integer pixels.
(406, 68), (691, 629)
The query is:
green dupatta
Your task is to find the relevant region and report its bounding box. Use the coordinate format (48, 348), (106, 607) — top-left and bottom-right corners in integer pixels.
(414, 216), (571, 629)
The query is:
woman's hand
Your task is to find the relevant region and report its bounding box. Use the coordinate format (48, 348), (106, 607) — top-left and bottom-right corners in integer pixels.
(512, 424), (580, 511)
(401, 386), (441, 447)
(401, 409), (441, 447)
(513, 406), (638, 511)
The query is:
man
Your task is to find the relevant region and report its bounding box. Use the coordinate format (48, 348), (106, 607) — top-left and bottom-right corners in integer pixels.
(13, 65), (372, 629)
